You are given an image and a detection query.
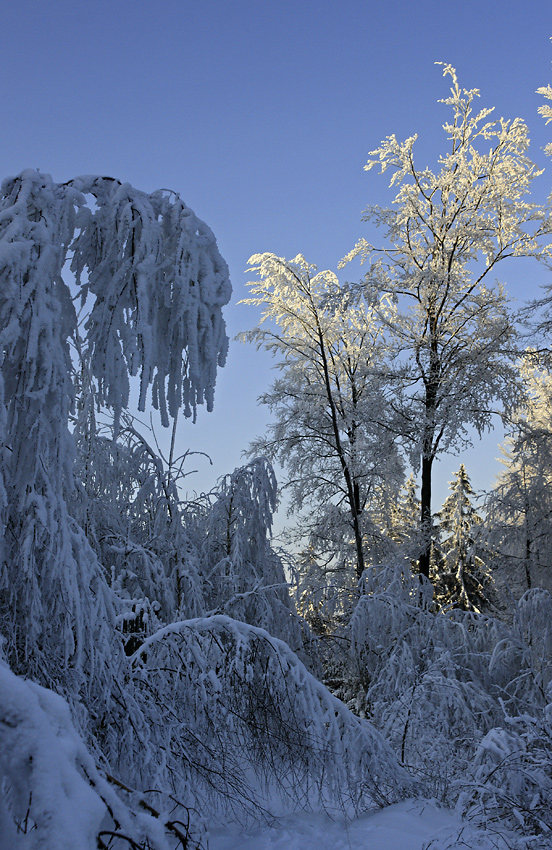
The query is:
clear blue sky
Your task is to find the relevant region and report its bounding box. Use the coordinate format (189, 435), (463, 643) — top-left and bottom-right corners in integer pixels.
(2, 0), (552, 518)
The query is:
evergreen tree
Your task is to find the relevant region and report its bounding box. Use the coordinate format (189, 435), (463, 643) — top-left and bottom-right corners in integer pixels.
(434, 464), (491, 611)
(390, 473), (422, 567)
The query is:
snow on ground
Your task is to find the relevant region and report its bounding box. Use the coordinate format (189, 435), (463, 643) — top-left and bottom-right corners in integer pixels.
(207, 800), (515, 850)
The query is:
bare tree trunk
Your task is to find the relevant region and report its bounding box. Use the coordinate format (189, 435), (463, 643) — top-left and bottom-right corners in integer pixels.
(419, 326), (439, 582)
(350, 482), (366, 582)
(524, 504), (532, 590)
(313, 313), (366, 581)
(419, 453), (433, 579)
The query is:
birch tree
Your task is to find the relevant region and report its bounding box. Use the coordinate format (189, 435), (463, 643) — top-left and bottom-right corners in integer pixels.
(342, 66), (550, 579)
(242, 253), (403, 581)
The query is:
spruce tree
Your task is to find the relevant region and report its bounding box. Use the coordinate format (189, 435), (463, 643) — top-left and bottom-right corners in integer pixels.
(391, 473), (422, 567)
(434, 464), (491, 611)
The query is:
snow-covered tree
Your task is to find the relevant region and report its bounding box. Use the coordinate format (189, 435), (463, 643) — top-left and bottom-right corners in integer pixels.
(485, 364), (552, 594)
(202, 457), (303, 648)
(390, 473), (422, 567)
(0, 168), (231, 700)
(434, 464), (491, 611)
(242, 253), (404, 581)
(342, 65), (550, 579)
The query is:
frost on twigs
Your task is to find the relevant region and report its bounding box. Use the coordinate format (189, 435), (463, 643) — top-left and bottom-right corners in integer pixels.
(241, 253), (404, 584)
(537, 83), (552, 156)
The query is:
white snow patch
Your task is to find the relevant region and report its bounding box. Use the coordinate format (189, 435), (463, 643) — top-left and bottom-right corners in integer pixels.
(207, 800), (515, 850)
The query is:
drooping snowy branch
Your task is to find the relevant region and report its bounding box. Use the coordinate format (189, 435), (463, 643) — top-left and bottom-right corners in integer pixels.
(129, 614), (414, 816)
(70, 176), (231, 424)
(0, 168), (231, 690)
(0, 662), (204, 850)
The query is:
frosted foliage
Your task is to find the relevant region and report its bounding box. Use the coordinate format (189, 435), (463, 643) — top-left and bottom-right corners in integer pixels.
(242, 253), (403, 580)
(128, 616), (413, 818)
(350, 566), (552, 836)
(462, 592), (552, 835)
(537, 81), (552, 156)
(203, 459), (301, 643)
(341, 65), (547, 459)
(70, 176), (230, 424)
(389, 475), (422, 562)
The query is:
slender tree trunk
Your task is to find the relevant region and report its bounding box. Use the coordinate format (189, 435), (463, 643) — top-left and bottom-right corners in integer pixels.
(313, 311), (366, 581)
(419, 453), (433, 579)
(520, 467), (533, 590)
(524, 501), (532, 590)
(419, 322), (439, 581)
(350, 480), (365, 582)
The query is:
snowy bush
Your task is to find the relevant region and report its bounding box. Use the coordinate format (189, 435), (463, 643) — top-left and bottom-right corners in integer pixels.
(127, 615), (414, 819)
(346, 567), (552, 835)
(464, 712), (552, 837)
(0, 661), (205, 850)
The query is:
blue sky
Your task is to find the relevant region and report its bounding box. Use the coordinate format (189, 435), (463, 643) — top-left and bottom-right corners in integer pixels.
(2, 0), (552, 518)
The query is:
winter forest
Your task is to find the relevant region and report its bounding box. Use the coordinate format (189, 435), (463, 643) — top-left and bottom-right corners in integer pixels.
(4, 61), (552, 850)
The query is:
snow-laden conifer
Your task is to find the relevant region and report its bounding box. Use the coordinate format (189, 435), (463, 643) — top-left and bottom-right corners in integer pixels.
(434, 464), (491, 611)
(390, 473), (422, 568)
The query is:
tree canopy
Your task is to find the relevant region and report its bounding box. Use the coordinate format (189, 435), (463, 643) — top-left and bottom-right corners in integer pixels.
(341, 66), (551, 577)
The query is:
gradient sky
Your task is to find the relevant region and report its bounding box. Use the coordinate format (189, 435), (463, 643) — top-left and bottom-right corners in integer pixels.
(2, 0), (552, 526)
